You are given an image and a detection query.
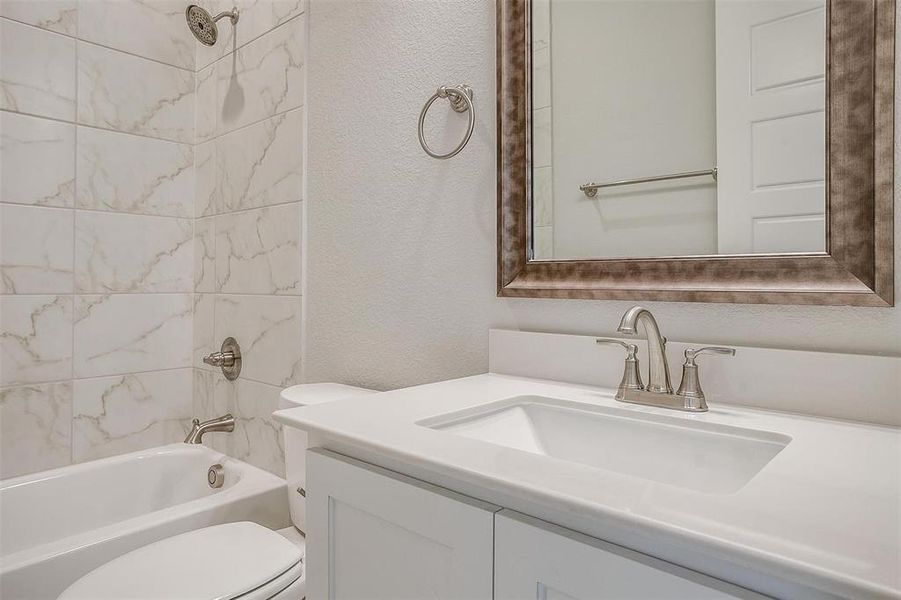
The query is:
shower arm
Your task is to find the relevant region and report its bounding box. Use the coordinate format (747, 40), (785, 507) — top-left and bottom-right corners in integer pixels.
(211, 9), (239, 25)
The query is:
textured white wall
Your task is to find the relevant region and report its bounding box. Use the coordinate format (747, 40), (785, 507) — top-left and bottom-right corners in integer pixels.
(305, 0), (901, 392)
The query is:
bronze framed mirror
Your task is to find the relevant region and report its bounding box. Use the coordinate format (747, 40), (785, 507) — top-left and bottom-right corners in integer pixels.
(497, 0), (894, 306)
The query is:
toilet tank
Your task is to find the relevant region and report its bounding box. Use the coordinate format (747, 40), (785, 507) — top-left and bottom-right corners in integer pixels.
(279, 384), (376, 532)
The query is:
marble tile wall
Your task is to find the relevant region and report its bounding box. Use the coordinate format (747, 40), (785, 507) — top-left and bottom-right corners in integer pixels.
(531, 0), (554, 257)
(191, 7), (305, 477)
(1, 1), (304, 480)
(0, 2), (197, 479)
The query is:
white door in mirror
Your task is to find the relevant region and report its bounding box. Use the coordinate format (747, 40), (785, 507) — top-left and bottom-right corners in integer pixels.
(716, 0), (826, 253)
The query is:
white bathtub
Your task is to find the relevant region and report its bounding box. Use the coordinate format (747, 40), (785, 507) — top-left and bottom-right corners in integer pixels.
(0, 444), (290, 600)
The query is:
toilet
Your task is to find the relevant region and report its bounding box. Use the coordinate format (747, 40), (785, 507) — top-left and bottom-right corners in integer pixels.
(57, 384), (376, 600)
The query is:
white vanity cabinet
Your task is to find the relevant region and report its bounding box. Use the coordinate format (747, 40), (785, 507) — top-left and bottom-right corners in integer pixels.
(494, 510), (763, 600)
(305, 449), (500, 600)
(306, 449), (763, 600)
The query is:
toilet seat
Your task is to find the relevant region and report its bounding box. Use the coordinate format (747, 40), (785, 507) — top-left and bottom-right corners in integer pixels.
(57, 522), (304, 600)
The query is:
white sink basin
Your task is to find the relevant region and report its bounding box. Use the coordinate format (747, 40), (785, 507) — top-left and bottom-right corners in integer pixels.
(420, 395), (791, 494)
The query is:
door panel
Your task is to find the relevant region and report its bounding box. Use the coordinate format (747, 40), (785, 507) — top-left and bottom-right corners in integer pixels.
(494, 510), (763, 600)
(305, 449), (499, 600)
(715, 1), (826, 254)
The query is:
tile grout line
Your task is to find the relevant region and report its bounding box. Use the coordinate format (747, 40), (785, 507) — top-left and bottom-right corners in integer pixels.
(70, 24), (79, 465)
(197, 105), (305, 146)
(195, 10), (307, 74)
(0, 15), (196, 73)
(198, 198), (304, 219)
(2, 101), (304, 148)
(0, 108), (194, 146)
(0, 365), (198, 392)
(2, 292), (303, 298)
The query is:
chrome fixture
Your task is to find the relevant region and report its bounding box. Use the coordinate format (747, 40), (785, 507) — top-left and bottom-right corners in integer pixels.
(185, 5), (238, 46)
(203, 337), (242, 380)
(617, 306), (672, 394)
(418, 84), (475, 159)
(600, 306), (735, 412)
(207, 463), (225, 488)
(580, 167), (718, 198)
(184, 414), (235, 444)
(676, 346), (736, 411)
(595, 339), (642, 400)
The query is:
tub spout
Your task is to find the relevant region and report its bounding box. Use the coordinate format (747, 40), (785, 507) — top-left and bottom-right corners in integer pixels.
(184, 414), (235, 444)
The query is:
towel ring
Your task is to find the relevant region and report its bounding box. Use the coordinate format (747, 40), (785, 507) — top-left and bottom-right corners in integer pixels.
(418, 84), (475, 159)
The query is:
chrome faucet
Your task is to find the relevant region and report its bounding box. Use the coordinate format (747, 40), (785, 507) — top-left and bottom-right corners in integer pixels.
(616, 306), (673, 394)
(598, 306), (735, 412)
(184, 414), (235, 444)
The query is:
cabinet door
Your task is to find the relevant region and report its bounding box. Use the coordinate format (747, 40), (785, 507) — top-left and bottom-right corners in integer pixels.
(306, 448), (500, 600)
(495, 510), (764, 600)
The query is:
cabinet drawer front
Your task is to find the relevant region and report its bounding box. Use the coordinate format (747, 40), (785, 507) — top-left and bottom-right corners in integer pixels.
(306, 448), (500, 600)
(495, 510), (765, 600)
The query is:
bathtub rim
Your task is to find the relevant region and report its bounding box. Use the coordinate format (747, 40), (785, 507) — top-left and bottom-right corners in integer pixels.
(0, 443), (288, 573)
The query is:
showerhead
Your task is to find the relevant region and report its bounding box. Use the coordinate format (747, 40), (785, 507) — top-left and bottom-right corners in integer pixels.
(186, 5), (238, 47)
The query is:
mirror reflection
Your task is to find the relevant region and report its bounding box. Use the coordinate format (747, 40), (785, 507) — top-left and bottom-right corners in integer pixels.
(530, 0), (826, 260)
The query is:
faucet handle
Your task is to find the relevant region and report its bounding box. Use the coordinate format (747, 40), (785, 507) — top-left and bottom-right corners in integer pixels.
(204, 337), (242, 380)
(596, 338), (638, 357)
(202, 351), (234, 367)
(596, 338), (644, 400)
(676, 346), (735, 410)
(683, 346), (736, 364)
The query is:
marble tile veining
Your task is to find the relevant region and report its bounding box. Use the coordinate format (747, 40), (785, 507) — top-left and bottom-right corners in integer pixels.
(194, 217), (216, 292)
(213, 294), (301, 386)
(195, 64), (218, 144)
(216, 109), (303, 213)
(1, 205), (74, 294)
(0, 0), (306, 479)
(77, 42), (194, 143)
(192, 367), (219, 417)
(74, 293), (192, 378)
(77, 0), (194, 70)
(0, 1), (77, 36)
(1, 296), (73, 385)
(194, 140), (216, 218)
(192, 368), (228, 454)
(216, 14), (304, 136)
(76, 127), (194, 217)
(75, 211), (193, 293)
(233, 0), (305, 49)
(72, 368), (193, 462)
(214, 375), (284, 476)
(0, 112), (75, 208)
(0, 382), (73, 479)
(0, 18), (76, 120)
(215, 203), (301, 295)
(195, 0), (305, 71)
(192, 293), (215, 370)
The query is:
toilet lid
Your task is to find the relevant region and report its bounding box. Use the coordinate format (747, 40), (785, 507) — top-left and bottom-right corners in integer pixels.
(58, 522), (303, 600)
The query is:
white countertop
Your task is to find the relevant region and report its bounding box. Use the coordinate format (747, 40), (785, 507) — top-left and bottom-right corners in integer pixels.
(274, 374), (901, 599)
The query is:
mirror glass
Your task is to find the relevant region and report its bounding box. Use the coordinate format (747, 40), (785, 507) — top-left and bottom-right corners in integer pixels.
(530, 0), (827, 260)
